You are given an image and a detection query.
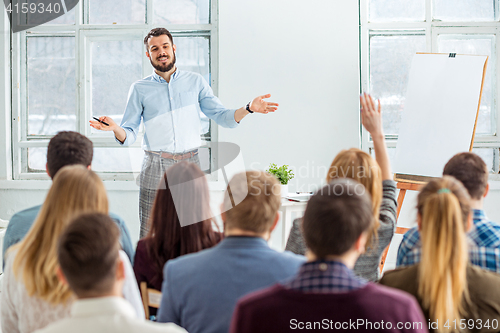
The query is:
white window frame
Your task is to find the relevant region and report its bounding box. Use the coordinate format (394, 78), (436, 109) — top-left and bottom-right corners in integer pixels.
(11, 0), (219, 181)
(360, 0), (500, 177)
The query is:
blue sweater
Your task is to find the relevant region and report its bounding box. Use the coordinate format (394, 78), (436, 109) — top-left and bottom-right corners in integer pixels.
(157, 236), (305, 333)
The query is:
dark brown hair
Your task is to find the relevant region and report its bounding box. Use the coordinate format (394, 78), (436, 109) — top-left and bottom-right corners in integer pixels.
(222, 171), (281, 234)
(47, 131), (93, 179)
(443, 152), (488, 200)
(144, 27), (174, 51)
(57, 213), (120, 297)
(302, 178), (373, 258)
(145, 162), (221, 288)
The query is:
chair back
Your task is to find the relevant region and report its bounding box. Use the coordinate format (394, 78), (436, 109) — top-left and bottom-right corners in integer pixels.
(140, 281), (162, 320)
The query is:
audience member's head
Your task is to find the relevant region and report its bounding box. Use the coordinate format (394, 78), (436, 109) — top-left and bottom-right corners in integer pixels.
(443, 152), (489, 200)
(145, 162), (221, 287)
(222, 171), (281, 237)
(326, 148), (382, 248)
(58, 213), (123, 298)
(417, 176), (471, 329)
(12, 165), (108, 304)
(46, 131), (93, 179)
(302, 178), (373, 262)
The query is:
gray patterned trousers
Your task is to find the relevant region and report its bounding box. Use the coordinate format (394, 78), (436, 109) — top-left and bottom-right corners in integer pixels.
(139, 151), (201, 238)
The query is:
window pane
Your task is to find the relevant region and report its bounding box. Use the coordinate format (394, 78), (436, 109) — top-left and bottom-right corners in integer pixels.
(472, 148), (496, 173)
(27, 147), (46, 172)
(91, 40), (143, 135)
(369, 0), (425, 22)
(92, 148), (144, 172)
(48, 6), (76, 24)
(27, 36), (76, 136)
(175, 36), (210, 82)
(433, 0), (496, 21)
(154, 0), (210, 24)
(438, 35), (495, 135)
(369, 35), (426, 135)
(25, 0), (76, 25)
(89, 0), (145, 24)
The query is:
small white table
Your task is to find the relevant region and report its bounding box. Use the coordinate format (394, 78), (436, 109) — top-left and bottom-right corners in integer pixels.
(269, 198), (307, 251)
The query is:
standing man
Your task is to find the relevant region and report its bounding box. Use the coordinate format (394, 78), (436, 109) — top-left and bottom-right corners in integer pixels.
(90, 28), (278, 238)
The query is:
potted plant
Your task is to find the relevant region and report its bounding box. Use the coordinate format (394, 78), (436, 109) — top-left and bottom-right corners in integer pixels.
(266, 163), (294, 196)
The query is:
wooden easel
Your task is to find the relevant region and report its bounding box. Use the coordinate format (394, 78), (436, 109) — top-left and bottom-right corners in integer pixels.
(378, 53), (488, 273)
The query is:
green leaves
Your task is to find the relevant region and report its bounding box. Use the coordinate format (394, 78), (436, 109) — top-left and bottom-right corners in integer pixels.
(266, 163), (295, 185)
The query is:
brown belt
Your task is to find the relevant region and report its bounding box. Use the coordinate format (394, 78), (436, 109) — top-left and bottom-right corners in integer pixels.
(146, 150), (198, 161)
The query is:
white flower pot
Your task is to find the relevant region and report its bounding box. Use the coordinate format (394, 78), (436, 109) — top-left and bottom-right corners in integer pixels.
(281, 184), (288, 197)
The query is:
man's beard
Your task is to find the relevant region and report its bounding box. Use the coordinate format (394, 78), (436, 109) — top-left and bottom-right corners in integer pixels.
(151, 52), (176, 73)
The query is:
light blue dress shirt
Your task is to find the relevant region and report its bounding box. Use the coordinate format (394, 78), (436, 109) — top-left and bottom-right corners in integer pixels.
(117, 70), (239, 153)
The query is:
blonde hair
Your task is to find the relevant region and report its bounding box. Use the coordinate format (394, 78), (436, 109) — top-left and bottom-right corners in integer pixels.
(223, 171), (281, 234)
(417, 176), (470, 332)
(326, 148), (382, 248)
(11, 165), (108, 305)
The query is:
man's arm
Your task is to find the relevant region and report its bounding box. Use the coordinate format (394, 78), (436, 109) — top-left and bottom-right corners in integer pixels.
(89, 84), (142, 145)
(233, 94), (279, 123)
(198, 77), (278, 126)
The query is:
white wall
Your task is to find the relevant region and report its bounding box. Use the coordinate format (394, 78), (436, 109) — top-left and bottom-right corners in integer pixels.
(218, 0), (360, 192)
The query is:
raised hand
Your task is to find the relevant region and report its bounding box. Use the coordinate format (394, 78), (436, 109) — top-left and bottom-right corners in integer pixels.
(360, 92), (391, 180)
(89, 116), (118, 132)
(360, 92), (383, 137)
(249, 94), (279, 114)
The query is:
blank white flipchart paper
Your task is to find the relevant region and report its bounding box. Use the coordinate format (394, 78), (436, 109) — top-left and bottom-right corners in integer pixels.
(393, 53), (488, 178)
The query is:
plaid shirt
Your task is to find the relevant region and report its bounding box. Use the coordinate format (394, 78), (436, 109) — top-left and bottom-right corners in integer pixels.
(282, 260), (367, 293)
(396, 209), (500, 272)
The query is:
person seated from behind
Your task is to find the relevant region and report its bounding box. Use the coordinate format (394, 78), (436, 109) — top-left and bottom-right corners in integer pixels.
(156, 170), (305, 333)
(380, 177), (500, 332)
(134, 161), (223, 318)
(3, 131), (134, 264)
(230, 179), (426, 333)
(285, 93), (397, 281)
(1, 166), (143, 333)
(34, 213), (186, 333)
(397, 152), (500, 272)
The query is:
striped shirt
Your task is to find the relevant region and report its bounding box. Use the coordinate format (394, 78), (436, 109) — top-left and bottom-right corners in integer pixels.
(397, 209), (500, 272)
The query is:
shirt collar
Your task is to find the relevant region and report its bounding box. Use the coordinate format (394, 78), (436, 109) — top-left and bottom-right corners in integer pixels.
(283, 260), (367, 293)
(71, 296), (136, 318)
(152, 68), (179, 83)
(217, 236), (270, 249)
(472, 209), (487, 222)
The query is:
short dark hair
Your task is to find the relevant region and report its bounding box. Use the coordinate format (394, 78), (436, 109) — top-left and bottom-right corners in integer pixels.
(57, 213), (120, 297)
(144, 27), (174, 51)
(302, 178), (373, 258)
(443, 152), (488, 200)
(47, 131), (93, 179)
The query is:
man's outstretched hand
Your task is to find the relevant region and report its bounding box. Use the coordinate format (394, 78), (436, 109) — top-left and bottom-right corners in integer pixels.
(249, 94), (279, 114)
(89, 116), (126, 143)
(89, 116), (118, 131)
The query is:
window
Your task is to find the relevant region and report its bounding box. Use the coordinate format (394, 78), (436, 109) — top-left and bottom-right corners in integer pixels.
(11, 0), (216, 180)
(361, 0), (500, 175)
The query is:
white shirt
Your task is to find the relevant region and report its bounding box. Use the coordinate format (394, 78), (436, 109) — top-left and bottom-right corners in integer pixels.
(1, 250), (144, 333)
(34, 297), (186, 333)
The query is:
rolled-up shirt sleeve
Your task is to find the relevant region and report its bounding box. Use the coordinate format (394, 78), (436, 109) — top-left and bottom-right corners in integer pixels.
(198, 77), (238, 129)
(117, 83), (143, 146)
